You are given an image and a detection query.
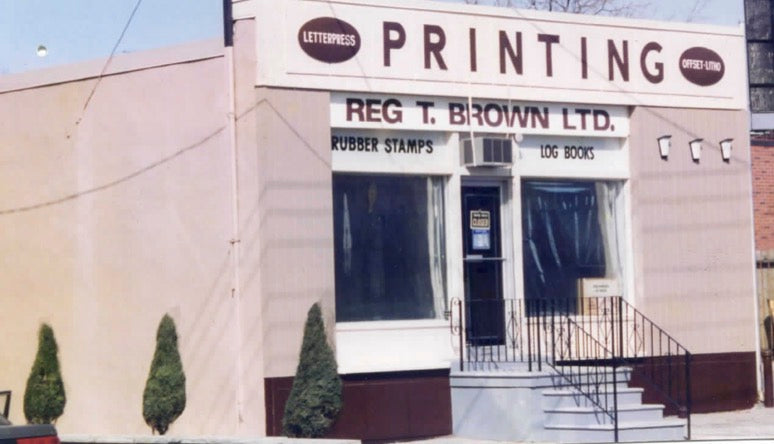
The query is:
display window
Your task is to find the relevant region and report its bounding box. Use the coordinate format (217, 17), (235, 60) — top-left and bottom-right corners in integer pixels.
(521, 180), (625, 312)
(333, 174), (447, 322)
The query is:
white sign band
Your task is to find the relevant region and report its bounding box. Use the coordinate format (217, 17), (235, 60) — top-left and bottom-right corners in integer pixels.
(331, 93), (629, 138)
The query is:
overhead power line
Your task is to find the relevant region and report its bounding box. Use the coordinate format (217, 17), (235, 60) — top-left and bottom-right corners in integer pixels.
(75, 0), (144, 126)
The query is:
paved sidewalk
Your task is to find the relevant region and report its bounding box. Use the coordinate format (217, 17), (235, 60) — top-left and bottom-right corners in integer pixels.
(409, 403), (774, 443)
(692, 403), (774, 440)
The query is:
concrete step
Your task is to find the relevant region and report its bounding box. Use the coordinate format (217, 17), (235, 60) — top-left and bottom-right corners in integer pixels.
(553, 365), (632, 382)
(546, 375), (631, 391)
(544, 403), (665, 425)
(542, 387), (644, 409)
(451, 364), (631, 390)
(544, 418), (687, 443)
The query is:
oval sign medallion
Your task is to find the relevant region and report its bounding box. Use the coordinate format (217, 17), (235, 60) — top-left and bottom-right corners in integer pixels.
(679, 47), (725, 87)
(298, 17), (361, 63)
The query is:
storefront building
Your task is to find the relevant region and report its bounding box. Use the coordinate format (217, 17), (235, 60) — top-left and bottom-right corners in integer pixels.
(0, 0), (759, 441)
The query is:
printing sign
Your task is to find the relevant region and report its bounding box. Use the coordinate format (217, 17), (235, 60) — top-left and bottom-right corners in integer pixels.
(254, 0), (746, 109)
(470, 210), (491, 250)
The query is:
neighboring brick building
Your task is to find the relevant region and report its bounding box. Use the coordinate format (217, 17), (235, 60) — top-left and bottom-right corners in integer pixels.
(752, 134), (774, 351)
(752, 134), (774, 251)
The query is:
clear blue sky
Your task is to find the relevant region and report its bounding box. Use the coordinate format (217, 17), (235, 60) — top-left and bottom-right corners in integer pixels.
(0, 0), (744, 75)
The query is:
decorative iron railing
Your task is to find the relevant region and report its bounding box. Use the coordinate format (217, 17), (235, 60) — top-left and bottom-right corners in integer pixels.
(450, 296), (692, 442)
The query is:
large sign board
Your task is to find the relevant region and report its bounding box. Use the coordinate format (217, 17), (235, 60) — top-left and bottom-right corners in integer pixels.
(253, 0), (746, 110)
(331, 93), (629, 137)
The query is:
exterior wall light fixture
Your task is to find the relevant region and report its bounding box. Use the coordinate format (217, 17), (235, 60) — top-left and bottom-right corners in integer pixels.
(689, 138), (703, 162)
(657, 135), (671, 159)
(720, 138), (733, 162)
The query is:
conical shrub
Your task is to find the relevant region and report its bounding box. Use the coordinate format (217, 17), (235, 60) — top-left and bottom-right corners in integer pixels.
(282, 303), (342, 437)
(23, 323), (66, 424)
(143, 314), (186, 435)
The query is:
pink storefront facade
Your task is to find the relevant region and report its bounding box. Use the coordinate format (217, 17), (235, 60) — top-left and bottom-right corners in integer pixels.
(0, 0), (760, 441)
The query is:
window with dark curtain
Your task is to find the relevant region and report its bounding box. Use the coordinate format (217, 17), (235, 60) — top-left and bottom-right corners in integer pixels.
(521, 180), (608, 312)
(333, 174), (446, 322)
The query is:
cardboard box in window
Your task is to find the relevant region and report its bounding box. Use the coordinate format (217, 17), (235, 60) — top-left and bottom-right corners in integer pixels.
(578, 278), (621, 316)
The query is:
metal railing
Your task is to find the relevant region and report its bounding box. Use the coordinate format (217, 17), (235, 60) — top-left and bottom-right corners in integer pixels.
(451, 296), (692, 441)
(533, 299), (621, 440)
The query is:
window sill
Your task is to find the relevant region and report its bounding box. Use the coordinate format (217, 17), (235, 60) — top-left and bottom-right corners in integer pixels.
(336, 319), (448, 332)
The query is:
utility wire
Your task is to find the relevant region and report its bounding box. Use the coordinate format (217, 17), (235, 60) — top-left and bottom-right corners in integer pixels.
(0, 125), (225, 215)
(0, 96), (333, 216)
(75, 0), (144, 126)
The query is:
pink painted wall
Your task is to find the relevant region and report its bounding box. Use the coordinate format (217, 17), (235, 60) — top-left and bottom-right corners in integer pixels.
(232, 18), (335, 434)
(0, 45), (243, 435)
(0, 20), (335, 437)
(629, 107), (756, 354)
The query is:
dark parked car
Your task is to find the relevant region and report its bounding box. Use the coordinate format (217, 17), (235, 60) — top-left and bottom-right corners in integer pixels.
(0, 392), (59, 444)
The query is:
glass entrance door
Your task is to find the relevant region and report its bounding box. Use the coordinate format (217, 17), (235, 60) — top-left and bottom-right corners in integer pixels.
(461, 186), (505, 345)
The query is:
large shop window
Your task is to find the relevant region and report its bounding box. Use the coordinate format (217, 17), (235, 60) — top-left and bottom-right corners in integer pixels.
(333, 174), (447, 322)
(522, 180), (625, 310)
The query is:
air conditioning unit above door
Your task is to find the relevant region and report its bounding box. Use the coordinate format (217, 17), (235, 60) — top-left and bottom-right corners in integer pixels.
(461, 136), (514, 168)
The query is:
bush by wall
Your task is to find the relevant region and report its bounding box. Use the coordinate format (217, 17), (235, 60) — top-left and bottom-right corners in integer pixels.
(143, 314), (186, 435)
(282, 303), (342, 438)
(23, 323), (66, 424)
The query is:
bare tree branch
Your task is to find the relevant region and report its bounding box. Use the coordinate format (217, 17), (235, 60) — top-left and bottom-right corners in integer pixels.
(683, 0), (710, 23)
(464, 0), (712, 23)
(465, 0), (652, 17)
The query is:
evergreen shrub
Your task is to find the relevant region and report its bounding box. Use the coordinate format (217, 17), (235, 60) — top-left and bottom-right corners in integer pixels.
(23, 323), (66, 424)
(282, 303), (342, 438)
(143, 314), (186, 435)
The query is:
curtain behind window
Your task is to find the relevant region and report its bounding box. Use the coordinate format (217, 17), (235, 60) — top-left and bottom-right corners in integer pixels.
(333, 174), (446, 322)
(522, 180), (622, 308)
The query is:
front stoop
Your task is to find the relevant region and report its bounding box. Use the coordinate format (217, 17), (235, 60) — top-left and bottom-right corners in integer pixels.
(544, 403), (665, 424)
(450, 363), (687, 443)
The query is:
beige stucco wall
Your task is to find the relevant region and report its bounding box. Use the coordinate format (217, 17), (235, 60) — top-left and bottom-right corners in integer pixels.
(629, 107), (756, 354)
(0, 51), (243, 435)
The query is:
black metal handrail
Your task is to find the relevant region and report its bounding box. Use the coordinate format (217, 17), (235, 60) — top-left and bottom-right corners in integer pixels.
(451, 296), (692, 441)
(619, 297), (691, 434)
(531, 298), (622, 440)
(575, 297), (692, 438)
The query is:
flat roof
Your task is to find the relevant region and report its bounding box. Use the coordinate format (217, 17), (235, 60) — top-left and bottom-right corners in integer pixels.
(0, 38), (223, 94)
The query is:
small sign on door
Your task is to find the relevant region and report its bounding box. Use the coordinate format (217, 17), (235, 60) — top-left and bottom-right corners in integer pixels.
(470, 210), (490, 229)
(472, 229), (490, 250)
(470, 210), (491, 250)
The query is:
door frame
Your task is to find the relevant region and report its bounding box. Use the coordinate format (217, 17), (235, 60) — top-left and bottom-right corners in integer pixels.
(459, 177), (516, 340)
